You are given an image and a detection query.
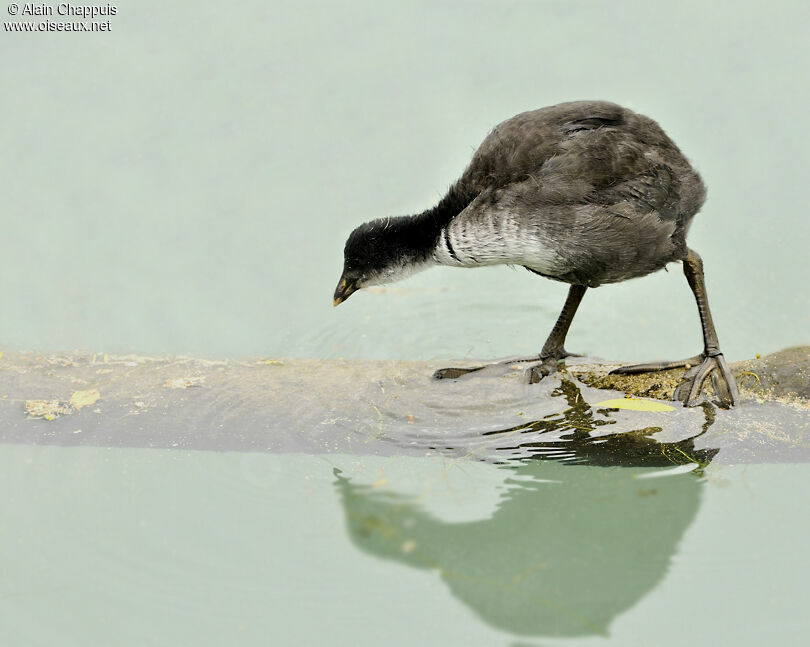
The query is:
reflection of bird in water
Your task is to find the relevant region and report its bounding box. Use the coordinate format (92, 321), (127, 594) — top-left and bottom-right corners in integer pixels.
(485, 378), (720, 471)
(334, 101), (738, 407)
(334, 458), (704, 638)
(404, 375), (720, 470)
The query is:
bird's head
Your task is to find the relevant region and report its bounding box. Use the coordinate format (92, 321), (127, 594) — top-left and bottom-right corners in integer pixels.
(333, 217), (432, 307)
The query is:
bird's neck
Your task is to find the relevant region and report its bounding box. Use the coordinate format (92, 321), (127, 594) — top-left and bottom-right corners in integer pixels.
(385, 188), (468, 260)
(380, 210), (444, 267)
(370, 185), (473, 281)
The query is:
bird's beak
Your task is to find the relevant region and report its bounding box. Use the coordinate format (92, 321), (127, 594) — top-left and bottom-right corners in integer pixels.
(333, 276), (358, 307)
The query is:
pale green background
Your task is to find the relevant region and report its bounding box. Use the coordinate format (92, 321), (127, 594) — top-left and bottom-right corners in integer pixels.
(2, 0), (808, 362)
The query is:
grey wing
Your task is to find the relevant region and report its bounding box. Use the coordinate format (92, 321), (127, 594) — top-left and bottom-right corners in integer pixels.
(457, 101), (631, 195)
(544, 121), (705, 230)
(450, 177), (681, 286)
(595, 166), (677, 216)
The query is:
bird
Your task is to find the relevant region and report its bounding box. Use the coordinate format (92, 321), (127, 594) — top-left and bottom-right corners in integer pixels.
(333, 100), (738, 408)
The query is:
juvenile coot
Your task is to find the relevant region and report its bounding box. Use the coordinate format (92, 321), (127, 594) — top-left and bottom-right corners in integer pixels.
(333, 101), (738, 407)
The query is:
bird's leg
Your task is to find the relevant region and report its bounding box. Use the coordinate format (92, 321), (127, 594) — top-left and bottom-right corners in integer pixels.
(433, 284), (587, 383)
(524, 284), (587, 383)
(611, 249), (739, 408)
(674, 249), (739, 407)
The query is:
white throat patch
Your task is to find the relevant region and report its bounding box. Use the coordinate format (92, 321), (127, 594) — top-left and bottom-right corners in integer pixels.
(362, 257), (435, 288)
(433, 214), (559, 275)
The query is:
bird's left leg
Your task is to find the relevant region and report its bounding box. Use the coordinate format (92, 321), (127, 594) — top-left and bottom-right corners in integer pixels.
(433, 284), (587, 382)
(611, 249), (739, 407)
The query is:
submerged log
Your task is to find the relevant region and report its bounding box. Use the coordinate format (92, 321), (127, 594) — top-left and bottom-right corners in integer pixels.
(0, 347), (807, 464)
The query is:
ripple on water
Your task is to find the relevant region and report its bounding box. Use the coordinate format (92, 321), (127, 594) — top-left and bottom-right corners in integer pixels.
(328, 361), (720, 470)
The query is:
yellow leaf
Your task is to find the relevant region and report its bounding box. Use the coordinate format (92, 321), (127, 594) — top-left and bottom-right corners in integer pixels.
(70, 389), (101, 410)
(594, 398), (675, 412)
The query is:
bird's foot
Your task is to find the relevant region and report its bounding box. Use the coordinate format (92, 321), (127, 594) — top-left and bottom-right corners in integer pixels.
(432, 365), (490, 380)
(609, 354), (704, 375)
(433, 350), (575, 383)
(524, 355), (565, 384)
(673, 353), (739, 408)
(432, 358), (538, 380)
(611, 352), (739, 408)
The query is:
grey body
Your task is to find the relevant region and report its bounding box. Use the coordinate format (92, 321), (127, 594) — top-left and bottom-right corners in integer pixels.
(431, 101), (706, 287)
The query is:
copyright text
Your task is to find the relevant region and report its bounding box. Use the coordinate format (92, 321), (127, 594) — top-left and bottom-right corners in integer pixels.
(5, 3), (117, 32)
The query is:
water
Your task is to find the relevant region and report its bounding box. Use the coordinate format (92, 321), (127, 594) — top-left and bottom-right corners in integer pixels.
(1, 447), (808, 646)
(2, 0), (809, 644)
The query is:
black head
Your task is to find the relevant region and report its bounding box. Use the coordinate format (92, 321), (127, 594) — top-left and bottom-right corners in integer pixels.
(333, 217), (435, 306)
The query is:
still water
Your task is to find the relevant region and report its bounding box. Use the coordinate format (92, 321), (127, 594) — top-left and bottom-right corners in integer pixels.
(1, 447), (808, 645)
(1, 0), (809, 645)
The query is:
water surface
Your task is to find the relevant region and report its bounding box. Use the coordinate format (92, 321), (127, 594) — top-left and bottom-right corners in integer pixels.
(1, 446), (807, 646)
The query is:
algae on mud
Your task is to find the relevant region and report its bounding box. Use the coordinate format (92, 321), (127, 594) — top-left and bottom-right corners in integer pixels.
(572, 346), (809, 406)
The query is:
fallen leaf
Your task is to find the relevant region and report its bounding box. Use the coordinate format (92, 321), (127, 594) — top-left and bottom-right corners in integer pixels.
(594, 398), (675, 412)
(71, 389), (100, 409)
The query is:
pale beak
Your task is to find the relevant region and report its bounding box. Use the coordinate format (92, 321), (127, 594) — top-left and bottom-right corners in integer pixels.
(333, 276), (358, 307)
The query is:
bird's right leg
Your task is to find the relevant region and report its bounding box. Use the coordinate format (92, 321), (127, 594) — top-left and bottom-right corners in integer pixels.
(433, 284), (587, 383)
